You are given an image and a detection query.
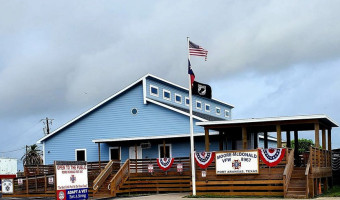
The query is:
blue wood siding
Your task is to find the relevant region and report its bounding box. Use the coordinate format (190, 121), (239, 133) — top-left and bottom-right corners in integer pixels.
(44, 82), (205, 164)
(146, 77), (232, 120)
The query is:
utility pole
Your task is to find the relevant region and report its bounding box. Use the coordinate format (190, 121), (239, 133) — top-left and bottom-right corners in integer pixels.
(41, 117), (54, 135)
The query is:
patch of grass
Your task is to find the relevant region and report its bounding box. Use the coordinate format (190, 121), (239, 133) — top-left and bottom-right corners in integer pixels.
(320, 185), (340, 197)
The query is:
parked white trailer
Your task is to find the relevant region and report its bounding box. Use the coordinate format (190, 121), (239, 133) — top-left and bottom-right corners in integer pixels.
(0, 158), (17, 176)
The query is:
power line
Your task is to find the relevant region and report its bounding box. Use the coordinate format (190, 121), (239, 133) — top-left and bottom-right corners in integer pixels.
(0, 146), (25, 154)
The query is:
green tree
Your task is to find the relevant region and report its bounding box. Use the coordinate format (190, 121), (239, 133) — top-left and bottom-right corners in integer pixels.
(21, 144), (43, 166)
(291, 139), (315, 153)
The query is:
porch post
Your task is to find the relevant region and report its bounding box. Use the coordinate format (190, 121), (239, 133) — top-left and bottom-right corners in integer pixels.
(254, 131), (258, 149)
(315, 123), (320, 147)
(315, 123), (320, 167)
(163, 140), (166, 157)
(286, 130), (291, 148)
(205, 127), (210, 152)
(242, 127), (247, 149)
(276, 125), (282, 148)
(294, 130), (300, 166)
(98, 143), (101, 171)
(219, 131), (223, 151)
(264, 131), (268, 148)
(328, 128), (332, 151)
(322, 129), (326, 150)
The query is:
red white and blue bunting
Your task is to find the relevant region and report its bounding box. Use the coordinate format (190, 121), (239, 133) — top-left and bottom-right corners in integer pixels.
(157, 157), (174, 171)
(258, 148), (286, 167)
(194, 151), (215, 169)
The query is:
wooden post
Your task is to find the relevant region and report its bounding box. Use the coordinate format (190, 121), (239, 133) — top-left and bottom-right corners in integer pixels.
(315, 123), (320, 167)
(205, 127), (210, 152)
(135, 144), (137, 172)
(264, 131), (268, 148)
(328, 128), (332, 151)
(44, 175), (47, 193)
(98, 143), (101, 171)
(322, 129), (326, 150)
(219, 131), (223, 150)
(163, 140), (166, 157)
(294, 130), (300, 166)
(254, 132), (258, 149)
(26, 177), (29, 194)
(286, 130), (291, 148)
(276, 125), (282, 148)
(242, 127), (247, 149)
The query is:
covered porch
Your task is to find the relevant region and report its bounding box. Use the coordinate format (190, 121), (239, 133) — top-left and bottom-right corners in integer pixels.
(197, 114), (338, 198)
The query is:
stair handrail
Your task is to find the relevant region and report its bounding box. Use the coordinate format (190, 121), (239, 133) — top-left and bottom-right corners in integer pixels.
(110, 159), (130, 196)
(283, 148), (294, 197)
(305, 146), (312, 198)
(93, 160), (114, 193)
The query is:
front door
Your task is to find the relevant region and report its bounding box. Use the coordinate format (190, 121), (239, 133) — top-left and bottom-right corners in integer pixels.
(129, 146), (142, 173)
(109, 147), (121, 161)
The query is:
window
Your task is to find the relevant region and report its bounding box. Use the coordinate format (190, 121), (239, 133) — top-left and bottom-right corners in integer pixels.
(75, 149), (86, 161)
(150, 85), (159, 97)
(185, 97), (190, 106)
(225, 110), (230, 118)
(196, 101), (202, 110)
(109, 147), (121, 160)
(158, 144), (172, 158)
(216, 107), (221, 115)
(175, 94), (182, 104)
(163, 89), (171, 100)
(205, 104), (210, 112)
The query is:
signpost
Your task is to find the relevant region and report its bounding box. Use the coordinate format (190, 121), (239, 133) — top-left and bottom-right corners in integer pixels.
(215, 150), (259, 175)
(55, 161), (88, 200)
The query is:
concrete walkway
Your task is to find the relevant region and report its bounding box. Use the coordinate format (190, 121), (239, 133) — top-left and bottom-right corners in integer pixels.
(115, 193), (340, 200)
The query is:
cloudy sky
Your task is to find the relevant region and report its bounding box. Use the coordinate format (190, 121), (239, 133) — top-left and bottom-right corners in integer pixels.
(1, 1), (340, 167)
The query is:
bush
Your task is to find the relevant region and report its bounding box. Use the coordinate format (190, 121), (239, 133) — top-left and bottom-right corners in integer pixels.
(291, 139), (314, 153)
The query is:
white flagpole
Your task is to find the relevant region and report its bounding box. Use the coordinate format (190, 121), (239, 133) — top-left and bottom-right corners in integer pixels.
(187, 37), (196, 196)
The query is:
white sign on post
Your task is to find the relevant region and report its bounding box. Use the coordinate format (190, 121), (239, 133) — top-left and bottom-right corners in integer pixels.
(55, 161), (88, 200)
(215, 150), (259, 175)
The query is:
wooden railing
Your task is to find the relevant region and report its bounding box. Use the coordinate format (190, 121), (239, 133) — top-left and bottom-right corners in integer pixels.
(12, 174), (55, 195)
(305, 147), (312, 198)
(283, 148), (294, 197)
(110, 159), (130, 196)
(309, 147), (332, 178)
(93, 160), (114, 194)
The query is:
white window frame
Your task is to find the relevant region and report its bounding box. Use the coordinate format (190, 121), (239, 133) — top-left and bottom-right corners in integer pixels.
(196, 100), (202, 110)
(175, 93), (182, 104)
(225, 110), (230, 118)
(185, 97), (190, 106)
(158, 144), (172, 158)
(205, 104), (210, 112)
(163, 89), (171, 101)
(150, 85), (159, 97)
(75, 149), (87, 161)
(109, 147), (121, 160)
(216, 107), (221, 115)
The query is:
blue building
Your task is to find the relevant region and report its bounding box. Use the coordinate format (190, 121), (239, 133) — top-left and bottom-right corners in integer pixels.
(37, 74), (234, 164)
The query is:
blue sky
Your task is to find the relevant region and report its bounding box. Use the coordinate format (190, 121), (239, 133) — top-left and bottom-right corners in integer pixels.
(1, 0), (339, 168)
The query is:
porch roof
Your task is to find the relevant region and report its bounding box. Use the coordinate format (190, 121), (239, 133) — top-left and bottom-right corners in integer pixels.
(196, 114), (338, 132)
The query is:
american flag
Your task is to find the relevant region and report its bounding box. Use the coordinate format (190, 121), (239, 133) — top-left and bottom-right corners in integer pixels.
(189, 41), (208, 60)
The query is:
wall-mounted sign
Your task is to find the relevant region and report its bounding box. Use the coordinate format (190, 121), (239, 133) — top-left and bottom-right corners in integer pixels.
(201, 170), (206, 177)
(215, 150), (259, 175)
(48, 177), (54, 185)
(18, 178), (23, 185)
(177, 163), (183, 173)
(55, 161), (88, 200)
(1, 179), (13, 194)
(148, 164), (154, 173)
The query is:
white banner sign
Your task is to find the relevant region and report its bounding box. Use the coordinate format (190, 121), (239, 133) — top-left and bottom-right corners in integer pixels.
(215, 150), (259, 175)
(55, 161), (88, 200)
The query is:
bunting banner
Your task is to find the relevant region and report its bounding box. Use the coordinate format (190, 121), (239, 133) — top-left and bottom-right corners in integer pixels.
(157, 157), (174, 171)
(258, 148), (286, 167)
(194, 151), (215, 169)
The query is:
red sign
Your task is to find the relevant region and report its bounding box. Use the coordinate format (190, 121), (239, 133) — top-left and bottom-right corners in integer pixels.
(148, 164), (154, 173)
(177, 163), (183, 173)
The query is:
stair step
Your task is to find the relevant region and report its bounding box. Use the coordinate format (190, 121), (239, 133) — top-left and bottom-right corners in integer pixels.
(288, 187), (306, 191)
(286, 194), (307, 199)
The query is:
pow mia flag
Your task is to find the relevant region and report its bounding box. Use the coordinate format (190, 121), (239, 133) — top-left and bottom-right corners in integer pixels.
(192, 81), (212, 99)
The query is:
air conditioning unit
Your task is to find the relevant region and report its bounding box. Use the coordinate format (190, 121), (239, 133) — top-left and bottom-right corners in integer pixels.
(140, 142), (151, 149)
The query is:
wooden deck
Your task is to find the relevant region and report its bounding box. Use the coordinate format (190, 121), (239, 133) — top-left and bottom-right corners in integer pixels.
(4, 148), (333, 199)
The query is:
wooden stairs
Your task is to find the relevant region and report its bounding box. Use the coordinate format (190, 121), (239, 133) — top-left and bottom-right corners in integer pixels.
(115, 174), (191, 195)
(93, 173), (115, 199)
(285, 167), (307, 199)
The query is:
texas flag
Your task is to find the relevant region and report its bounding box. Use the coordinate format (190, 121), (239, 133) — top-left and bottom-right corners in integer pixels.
(188, 59), (195, 87)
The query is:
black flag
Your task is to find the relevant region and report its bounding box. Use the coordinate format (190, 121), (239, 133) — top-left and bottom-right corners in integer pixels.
(192, 81), (212, 99)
